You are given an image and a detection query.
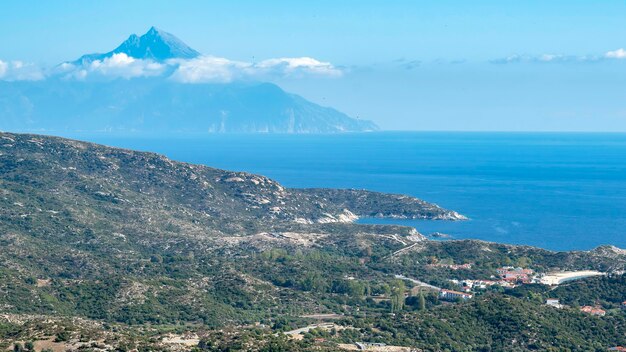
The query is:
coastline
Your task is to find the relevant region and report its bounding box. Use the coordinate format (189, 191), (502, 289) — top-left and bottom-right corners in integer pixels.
(540, 271), (606, 285)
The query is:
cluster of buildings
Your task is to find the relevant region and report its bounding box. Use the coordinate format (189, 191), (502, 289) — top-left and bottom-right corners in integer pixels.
(454, 279), (514, 291)
(450, 266), (538, 294)
(435, 266), (536, 301)
(547, 300), (609, 317)
(545, 299), (626, 318)
(580, 305), (607, 316)
(496, 266), (535, 283)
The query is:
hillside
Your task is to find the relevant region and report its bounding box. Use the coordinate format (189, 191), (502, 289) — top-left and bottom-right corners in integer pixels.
(0, 132), (625, 351)
(0, 131), (458, 278)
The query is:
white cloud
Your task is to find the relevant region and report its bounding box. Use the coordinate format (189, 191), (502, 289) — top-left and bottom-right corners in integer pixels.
(0, 60), (45, 81)
(168, 56), (252, 83)
(490, 51), (626, 64)
(86, 53), (166, 79)
(491, 53), (601, 64)
(536, 54), (567, 62)
(255, 57), (342, 77)
(490, 54), (525, 64)
(168, 55), (343, 83)
(49, 53), (165, 80)
(605, 48), (626, 59)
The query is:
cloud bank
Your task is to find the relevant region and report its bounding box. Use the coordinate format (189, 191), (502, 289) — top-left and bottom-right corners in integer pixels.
(54, 53), (168, 80)
(491, 48), (626, 64)
(168, 56), (342, 83)
(0, 60), (45, 81)
(605, 48), (626, 59)
(3, 46), (626, 82)
(0, 53), (343, 83)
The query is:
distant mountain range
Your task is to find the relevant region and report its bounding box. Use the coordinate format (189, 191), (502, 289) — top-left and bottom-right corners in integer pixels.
(0, 27), (378, 134)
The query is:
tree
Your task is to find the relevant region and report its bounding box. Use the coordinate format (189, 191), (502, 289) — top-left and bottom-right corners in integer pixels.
(515, 256), (532, 268)
(300, 273), (326, 292)
(13, 343), (23, 352)
(261, 334), (295, 352)
(419, 291), (427, 311)
(24, 341), (34, 351)
(55, 330), (70, 342)
(390, 279), (406, 313)
(348, 281), (366, 298)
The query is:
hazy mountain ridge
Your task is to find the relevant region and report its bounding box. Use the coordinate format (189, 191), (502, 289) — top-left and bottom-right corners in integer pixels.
(0, 79), (378, 133)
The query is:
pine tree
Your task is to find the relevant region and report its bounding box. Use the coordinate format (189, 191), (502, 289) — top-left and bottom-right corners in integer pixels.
(419, 291), (427, 311)
(390, 279), (406, 313)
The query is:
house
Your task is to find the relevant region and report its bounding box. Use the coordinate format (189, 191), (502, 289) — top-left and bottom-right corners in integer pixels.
(496, 267), (511, 276)
(545, 299), (563, 308)
(497, 267), (534, 283)
(439, 289), (473, 301)
(580, 306), (606, 316)
(459, 279), (499, 290)
(621, 301), (626, 310)
(608, 347), (626, 351)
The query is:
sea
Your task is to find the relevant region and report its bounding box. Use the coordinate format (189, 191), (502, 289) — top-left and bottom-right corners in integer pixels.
(70, 132), (626, 251)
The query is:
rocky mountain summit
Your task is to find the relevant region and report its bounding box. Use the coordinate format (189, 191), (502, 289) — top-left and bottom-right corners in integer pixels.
(74, 26), (201, 64)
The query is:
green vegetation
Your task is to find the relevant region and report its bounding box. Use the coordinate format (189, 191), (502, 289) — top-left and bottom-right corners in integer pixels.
(0, 132), (624, 351)
(336, 294), (626, 352)
(509, 274), (626, 309)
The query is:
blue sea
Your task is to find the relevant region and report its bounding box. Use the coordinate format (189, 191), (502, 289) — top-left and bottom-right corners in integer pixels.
(70, 132), (626, 251)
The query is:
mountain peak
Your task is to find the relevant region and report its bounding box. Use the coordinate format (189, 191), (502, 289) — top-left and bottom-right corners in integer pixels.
(74, 27), (201, 64)
(146, 26), (160, 35)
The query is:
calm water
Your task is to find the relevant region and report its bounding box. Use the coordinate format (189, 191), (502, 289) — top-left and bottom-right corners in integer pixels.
(69, 132), (626, 251)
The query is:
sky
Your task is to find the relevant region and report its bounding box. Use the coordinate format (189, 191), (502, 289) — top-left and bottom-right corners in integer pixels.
(1, 0), (626, 131)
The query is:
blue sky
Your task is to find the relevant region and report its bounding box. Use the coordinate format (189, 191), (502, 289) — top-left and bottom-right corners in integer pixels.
(1, 0), (626, 131)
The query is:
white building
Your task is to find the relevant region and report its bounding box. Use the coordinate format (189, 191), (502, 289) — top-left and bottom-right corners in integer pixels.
(439, 289), (473, 301)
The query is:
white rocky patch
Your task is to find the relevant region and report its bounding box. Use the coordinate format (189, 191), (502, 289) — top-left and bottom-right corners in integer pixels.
(337, 209), (358, 222)
(225, 176), (245, 182)
(112, 232), (127, 241)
